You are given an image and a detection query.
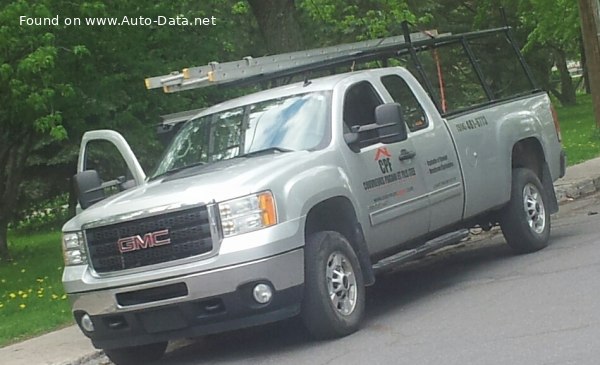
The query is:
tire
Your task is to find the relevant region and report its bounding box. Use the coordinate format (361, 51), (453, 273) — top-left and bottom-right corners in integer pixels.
(104, 342), (167, 365)
(301, 231), (365, 339)
(500, 168), (551, 253)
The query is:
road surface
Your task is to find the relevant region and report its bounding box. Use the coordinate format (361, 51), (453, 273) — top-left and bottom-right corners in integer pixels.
(91, 192), (600, 365)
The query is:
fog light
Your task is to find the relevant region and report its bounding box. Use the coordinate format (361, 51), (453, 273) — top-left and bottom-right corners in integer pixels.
(81, 313), (95, 332)
(252, 283), (273, 304)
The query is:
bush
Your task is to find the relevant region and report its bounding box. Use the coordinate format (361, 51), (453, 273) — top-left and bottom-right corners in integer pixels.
(10, 194), (71, 233)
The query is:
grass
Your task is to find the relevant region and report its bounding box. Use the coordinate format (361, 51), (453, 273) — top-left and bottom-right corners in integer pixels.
(555, 93), (600, 165)
(0, 230), (72, 347)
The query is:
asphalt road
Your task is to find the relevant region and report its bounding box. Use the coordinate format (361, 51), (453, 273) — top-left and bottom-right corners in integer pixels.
(94, 193), (600, 365)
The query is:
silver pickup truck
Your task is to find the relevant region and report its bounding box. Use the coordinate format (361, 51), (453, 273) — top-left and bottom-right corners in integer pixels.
(62, 26), (565, 364)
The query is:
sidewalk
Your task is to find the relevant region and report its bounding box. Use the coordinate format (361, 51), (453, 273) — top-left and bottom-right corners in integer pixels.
(1, 157), (600, 365)
(0, 326), (102, 365)
(554, 157), (600, 202)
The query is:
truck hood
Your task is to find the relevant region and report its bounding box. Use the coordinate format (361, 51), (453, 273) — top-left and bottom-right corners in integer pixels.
(63, 151), (311, 231)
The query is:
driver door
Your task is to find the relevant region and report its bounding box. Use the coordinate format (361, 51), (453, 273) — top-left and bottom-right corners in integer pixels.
(75, 130), (145, 210)
(341, 80), (430, 254)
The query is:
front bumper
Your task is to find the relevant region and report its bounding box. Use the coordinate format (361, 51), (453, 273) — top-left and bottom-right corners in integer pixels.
(70, 248), (304, 349)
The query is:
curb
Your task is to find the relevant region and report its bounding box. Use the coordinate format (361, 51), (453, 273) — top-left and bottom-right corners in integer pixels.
(554, 176), (600, 203)
(64, 351), (105, 365)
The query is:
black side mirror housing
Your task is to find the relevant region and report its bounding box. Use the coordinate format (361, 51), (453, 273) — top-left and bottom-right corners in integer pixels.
(73, 170), (105, 209)
(345, 103), (409, 151)
(374, 103), (408, 144)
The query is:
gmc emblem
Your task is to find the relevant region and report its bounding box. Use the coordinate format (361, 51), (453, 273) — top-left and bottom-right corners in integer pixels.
(117, 229), (171, 253)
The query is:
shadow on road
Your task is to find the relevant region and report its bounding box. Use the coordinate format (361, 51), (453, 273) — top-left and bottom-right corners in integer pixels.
(159, 237), (516, 364)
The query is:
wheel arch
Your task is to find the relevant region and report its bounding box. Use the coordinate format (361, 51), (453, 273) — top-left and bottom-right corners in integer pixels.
(510, 137), (558, 214)
(304, 196), (375, 285)
(511, 137), (545, 179)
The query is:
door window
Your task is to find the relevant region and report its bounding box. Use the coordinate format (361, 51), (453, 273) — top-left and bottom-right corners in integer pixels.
(343, 81), (383, 143)
(84, 140), (133, 195)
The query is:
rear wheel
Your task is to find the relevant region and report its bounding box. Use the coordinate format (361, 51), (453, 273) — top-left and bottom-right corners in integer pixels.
(302, 231), (365, 339)
(104, 342), (167, 365)
(500, 168), (550, 253)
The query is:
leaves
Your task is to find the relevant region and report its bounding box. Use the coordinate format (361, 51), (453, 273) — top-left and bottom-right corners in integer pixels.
(1, 1), (264, 252)
(299, 0), (417, 44)
(521, 0), (580, 53)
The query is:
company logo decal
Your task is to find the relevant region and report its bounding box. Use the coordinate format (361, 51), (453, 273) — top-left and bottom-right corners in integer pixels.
(374, 147), (393, 174)
(374, 147), (391, 160)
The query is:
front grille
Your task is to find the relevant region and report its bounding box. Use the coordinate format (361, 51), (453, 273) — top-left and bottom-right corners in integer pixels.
(85, 206), (213, 273)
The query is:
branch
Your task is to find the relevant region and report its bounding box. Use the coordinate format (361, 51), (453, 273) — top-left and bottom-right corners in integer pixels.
(460, 2), (477, 14)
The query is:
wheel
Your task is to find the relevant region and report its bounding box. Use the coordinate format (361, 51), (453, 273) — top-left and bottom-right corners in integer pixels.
(302, 231), (365, 339)
(104, 342), (167, 365)
(500, 168), (551, 253)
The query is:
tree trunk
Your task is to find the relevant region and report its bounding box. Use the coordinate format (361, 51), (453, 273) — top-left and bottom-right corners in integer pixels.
(0, 219), (10, 261)
(69, 180), (78, 218)
(553, 48), (577, 106)
(0, 131), (34, 260)
(581, 35), (591, 94)
(247, 0), (304, 53)
(578, 0), (600, 128)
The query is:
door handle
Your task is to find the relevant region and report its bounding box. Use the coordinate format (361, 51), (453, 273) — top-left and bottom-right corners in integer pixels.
(398, 149), (416, 161)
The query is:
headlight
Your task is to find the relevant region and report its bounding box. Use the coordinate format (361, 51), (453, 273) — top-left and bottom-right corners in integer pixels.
(62, 232), (87, 266)
(218, 191), (277, 237)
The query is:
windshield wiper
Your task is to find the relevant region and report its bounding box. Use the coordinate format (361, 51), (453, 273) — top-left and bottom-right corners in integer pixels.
(235, 147), (294, 158)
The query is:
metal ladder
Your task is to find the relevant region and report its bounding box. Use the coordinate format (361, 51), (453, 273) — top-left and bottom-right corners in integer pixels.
(144, 29), (441, 93)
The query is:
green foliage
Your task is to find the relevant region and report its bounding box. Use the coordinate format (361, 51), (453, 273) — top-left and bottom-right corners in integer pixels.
(407, 0), (581, 107)
(10, 194), (70, 233)
(0, 231), (71, 347)
(519, 0), (580, 53)
(0, 1), (70, 136)
(3, 0), (264, 236)
(299, 0), (418, 44)
(555, 94), (600, 165)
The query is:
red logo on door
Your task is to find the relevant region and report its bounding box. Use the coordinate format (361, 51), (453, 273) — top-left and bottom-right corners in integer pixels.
(374, 147), (391, 160)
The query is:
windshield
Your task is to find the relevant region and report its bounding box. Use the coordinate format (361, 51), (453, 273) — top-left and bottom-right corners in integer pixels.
(151, 91), (331, 178)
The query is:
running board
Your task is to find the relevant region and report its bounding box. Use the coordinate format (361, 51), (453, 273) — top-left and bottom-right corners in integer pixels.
(372, 229), (470, 274)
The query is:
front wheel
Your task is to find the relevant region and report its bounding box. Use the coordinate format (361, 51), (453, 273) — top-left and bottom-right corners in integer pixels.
(104, 342), (167, 365)
(302, 231), (365, 339)
(500, 168), (551, 253)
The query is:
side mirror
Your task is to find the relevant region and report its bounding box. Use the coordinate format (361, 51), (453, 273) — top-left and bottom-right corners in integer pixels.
(374, 103), (408, 144)
(73, 170), (105, 209)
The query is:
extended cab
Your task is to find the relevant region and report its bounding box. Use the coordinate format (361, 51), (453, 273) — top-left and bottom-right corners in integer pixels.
(62, 25), (566, 364)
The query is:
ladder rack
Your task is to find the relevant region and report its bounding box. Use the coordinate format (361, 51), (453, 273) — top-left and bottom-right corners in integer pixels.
(145, 29), (443, 93)
(145, 20), (539, 121)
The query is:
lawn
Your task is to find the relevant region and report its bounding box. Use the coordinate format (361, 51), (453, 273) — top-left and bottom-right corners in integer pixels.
(0, 230), (72, 347)
(555, 94), (600, 165)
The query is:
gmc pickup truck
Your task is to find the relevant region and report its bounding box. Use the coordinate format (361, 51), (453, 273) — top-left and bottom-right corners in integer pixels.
(62, 25), (565, 364)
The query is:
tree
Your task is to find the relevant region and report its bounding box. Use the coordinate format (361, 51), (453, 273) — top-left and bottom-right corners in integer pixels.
(247, 0), (305, 53)
(299, 0), (417, 44)
(1, 0), (261, 260)
(578, 0), (600, 128)
(407, 0), (582, 106)
(0, 1), (70, 260)
(519, 0), (581, 106)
